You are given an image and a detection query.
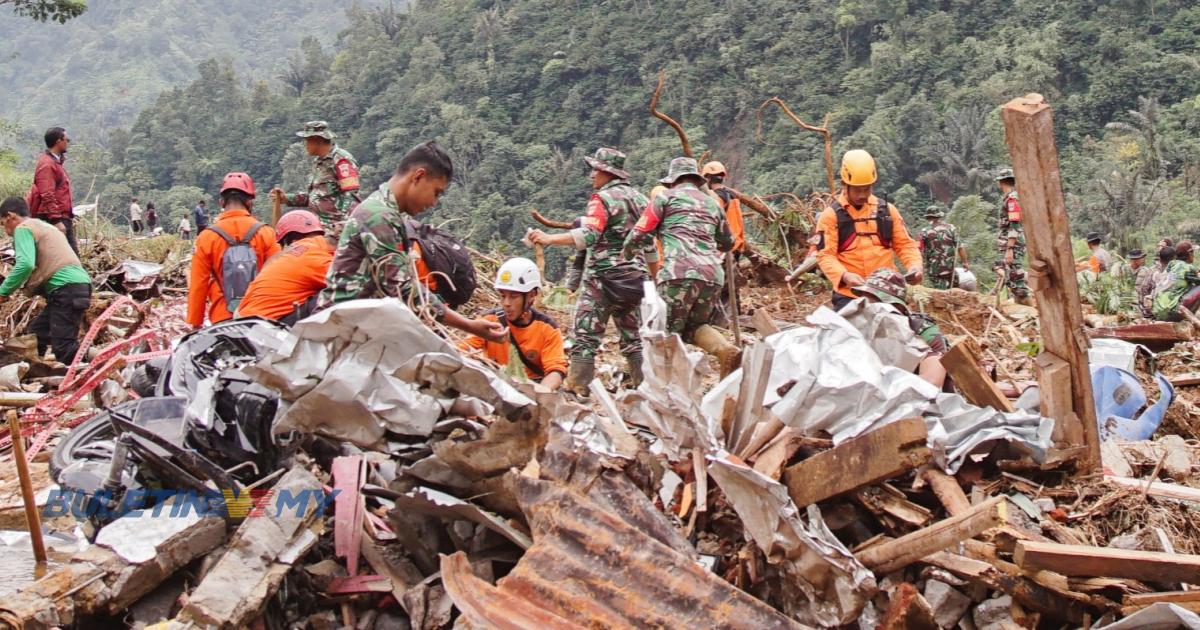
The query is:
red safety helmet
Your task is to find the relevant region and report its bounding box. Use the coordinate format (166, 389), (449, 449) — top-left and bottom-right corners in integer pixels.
(275, 210), (324, 242)
(220, 172), (256, 196)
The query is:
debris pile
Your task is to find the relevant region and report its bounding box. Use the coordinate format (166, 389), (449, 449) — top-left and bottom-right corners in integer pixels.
(0, 247), (1198, 628)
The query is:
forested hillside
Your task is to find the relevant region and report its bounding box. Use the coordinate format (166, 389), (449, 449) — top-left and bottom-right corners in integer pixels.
(48, 0), (1200, 276)
(0, 0), (379, 137)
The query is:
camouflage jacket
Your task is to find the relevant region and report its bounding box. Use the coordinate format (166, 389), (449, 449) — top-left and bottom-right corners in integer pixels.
(919, 222), (958, 278)
(569, 180), (653, 278)
(996, 191), (1025, 251)
(290, 145), (362, 228)
(1134, 264), (1156, 313)
(624, 182), (733, 285)
(316, 183), (444, 318)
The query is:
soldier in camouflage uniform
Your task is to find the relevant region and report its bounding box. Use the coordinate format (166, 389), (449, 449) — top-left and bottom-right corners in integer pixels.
(527, 148), (657, 393)
(319, 140), (506, 343)
(623, 157), (741, 376)
(918, 205), (968, 290)
(994, 168), (1032, 305)
(271, 121), (362, 233)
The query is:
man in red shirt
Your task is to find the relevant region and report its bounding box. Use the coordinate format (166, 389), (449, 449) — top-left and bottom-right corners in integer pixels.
(237, 210), (334, 325)
(27, 127), (77, 253)
(459, 258), (567, 390)
(187, 173), (280, 328)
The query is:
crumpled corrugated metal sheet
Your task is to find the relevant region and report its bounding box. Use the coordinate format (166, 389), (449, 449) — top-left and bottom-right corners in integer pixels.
(247, 299), (533, 448)
(708, 455), (877, 627)
(702, 304), (1054, 473)
(442, 472), (810, 630)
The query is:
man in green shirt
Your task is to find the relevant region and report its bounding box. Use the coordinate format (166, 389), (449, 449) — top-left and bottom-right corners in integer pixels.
(0, 197), (92, 363)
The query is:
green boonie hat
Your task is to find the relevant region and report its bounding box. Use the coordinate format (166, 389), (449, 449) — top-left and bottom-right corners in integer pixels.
(584, 147), (630, 180)
(995, 167), (1015, 182)
(659, 156), (702, 185)
(296, 120), (336, 140)
(851, 269), (908, 306)
(923, 205), (946, 218)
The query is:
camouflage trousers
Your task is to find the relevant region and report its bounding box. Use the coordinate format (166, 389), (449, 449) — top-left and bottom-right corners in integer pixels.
(925, 268), (954, 290)
(661, 279), (721, 342)
(996, 247), (1029, 298)
(571, 275), (641, 365)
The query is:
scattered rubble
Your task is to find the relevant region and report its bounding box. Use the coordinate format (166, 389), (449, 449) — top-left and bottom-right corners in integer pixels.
(0, 232), (1198, 629)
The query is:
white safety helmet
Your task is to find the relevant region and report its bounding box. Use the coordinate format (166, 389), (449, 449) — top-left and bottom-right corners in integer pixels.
(494, 257), (542, 293)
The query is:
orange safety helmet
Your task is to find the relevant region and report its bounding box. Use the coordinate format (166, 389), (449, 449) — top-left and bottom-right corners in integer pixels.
(839, 150), (877, 186)
(275, 210), (323, 242)
(701, 160), (727, 177)
(220, 172), (256, 197)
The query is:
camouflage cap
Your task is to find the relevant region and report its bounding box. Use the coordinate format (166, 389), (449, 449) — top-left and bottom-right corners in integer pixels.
(296, 120), (336, 140)
(659, 156), (702, 185)
(851, 269), (908, 306)
(1128, 249), (1146, 260)
(995, 167), (1015, 182)
(923, 204), (946, 218)
(584, 147), (630, 180)
(1086, 232), (1102, 243)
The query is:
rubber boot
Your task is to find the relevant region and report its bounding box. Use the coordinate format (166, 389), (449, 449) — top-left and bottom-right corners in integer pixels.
(567, 361), (595, 397)
(693, 324), (743, 378)
(626, 353), (645, 389)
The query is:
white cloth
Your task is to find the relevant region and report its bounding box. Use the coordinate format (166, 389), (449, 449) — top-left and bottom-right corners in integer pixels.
(129, 202), (143, 221)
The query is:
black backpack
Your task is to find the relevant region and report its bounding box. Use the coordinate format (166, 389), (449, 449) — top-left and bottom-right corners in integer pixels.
(817, 197), (894, 252)
(404, 219), (477, 308)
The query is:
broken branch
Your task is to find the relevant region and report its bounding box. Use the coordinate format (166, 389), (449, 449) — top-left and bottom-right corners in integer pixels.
(530, 209), (572, 230)
(758, 97), (835, 193)
(650, 71), (692, 158)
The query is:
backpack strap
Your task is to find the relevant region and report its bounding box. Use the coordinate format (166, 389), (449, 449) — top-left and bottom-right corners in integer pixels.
(207, 225), (235, 246)
(208, 222), (265, 246)
(242, 221), (265, 245)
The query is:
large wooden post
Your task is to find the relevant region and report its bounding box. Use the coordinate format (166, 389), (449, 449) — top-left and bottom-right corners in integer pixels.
(1000, 94), (1100, 473)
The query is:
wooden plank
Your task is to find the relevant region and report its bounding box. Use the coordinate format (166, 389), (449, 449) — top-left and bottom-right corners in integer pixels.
(919, 468), (971, 516)
(1037, 352), (1083, 445)
(1169, 373), (1200, 387)
(1014, 541), (1200, 584)
(782, 418), (930, 508)
(1124, 590), (1200, 607)
(940, 341), (1014, 412)
(1086, 322), (1190, 348)
(854, 483), (933, 529)
(749, 308), (781, 336)
(1001, 94), (1100, 473)
(1105, 475), (1200, 504)
(857, 496), (1010, 575)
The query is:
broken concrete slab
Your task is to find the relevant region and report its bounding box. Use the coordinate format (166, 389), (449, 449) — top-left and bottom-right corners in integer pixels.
(924, 579), (972, 629)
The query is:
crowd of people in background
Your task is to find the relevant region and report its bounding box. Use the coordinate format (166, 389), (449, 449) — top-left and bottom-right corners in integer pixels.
(4, 121), (1200, 380)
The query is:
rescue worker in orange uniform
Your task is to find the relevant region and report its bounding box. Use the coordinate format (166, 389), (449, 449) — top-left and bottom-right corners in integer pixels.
(187, 173), (280, 329)
(236, 210), (334, 325)
(816, 150), (923, 310)
(702, 161), (746, 255)
(459, 258), (567, 391)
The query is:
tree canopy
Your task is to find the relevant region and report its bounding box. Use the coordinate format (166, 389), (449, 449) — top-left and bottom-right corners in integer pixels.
(15, 0), (1200, 277)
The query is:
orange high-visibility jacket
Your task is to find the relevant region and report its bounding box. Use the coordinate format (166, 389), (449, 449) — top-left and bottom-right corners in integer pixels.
(459, 310), (567, 381)
(712, 187), (746, 253)
(237, 235), (333, 321)
(187, 208), (281, 327)
(816, 192), (922, 298)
